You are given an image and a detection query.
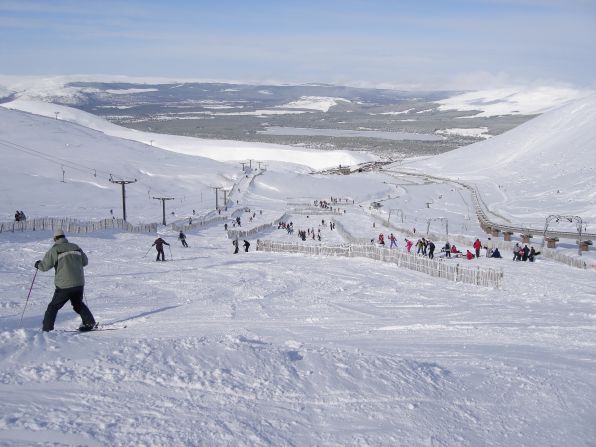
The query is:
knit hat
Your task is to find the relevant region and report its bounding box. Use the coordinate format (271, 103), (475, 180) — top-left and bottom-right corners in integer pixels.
(54, 228), (65, 238)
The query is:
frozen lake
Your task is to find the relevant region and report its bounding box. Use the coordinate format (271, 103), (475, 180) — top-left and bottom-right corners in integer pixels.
(258, 126), (444, 141)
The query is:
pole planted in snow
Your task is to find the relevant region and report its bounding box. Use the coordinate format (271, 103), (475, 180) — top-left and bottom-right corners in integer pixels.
(21, 269), (38, 324)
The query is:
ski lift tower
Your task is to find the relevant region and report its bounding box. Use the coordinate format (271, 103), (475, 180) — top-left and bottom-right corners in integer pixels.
(542, 214), (583, 255)
(426, 217), (449, 239)
(109, 176), (137, 222)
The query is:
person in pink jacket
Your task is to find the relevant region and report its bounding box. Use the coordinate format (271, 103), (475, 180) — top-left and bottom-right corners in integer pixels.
(405, 239), (413, 253)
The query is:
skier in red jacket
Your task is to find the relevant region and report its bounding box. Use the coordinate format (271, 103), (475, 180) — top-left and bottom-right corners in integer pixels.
(473, 238), (482, 258)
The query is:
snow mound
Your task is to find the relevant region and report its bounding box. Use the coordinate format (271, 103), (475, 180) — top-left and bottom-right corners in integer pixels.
(435, 127), (491, 139)
(279, 96), (351, 112)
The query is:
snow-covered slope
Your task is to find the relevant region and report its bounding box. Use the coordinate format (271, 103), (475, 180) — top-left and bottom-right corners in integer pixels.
(0, 107), (240, 222)
(406, 92), (596, 223)
(1, 99), (375, 170)
(0, 106), (391, 223)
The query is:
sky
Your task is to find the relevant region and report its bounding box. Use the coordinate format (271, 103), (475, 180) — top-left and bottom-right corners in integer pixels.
(1, 0), (595, 89)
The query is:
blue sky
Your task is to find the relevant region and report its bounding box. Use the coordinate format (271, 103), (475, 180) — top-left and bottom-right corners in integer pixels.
(1, 0), (595, 88)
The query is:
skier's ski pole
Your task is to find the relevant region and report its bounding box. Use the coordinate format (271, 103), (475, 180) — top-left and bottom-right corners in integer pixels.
(168, 245), (173, 260)
(21, 269), (38, 324)
(143, 246), (152, 258)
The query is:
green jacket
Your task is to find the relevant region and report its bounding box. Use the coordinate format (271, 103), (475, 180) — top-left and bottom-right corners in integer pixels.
(38, 238), (88, 288)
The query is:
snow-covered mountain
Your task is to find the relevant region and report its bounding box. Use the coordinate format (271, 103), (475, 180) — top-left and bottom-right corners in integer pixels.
(0, 80), (595, 446)
(405, 92), (596, 224)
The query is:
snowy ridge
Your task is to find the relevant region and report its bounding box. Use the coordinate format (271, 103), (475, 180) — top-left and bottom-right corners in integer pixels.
(1, 99), (375, 170)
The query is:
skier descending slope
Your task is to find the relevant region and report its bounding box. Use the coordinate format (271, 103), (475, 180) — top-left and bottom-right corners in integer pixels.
(152, 237), (170, 261)
(178, 231), (189, 248)
(34, 228), (96, 332)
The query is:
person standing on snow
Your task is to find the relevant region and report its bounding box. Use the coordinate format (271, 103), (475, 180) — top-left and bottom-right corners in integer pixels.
(405, 239), (413, 253)
(243, 240), (250, 252)
(522, 244), (530, 261)
(485, 237), (494, 257)
(152, 237), (170, 261)
(513, 243), (521, 261)
(473, 238), (482, 258)
(428, 240), (436, 259)
(389, 233), (397, 248)
(233, 238), (239, 254)
(34, 228), (96, 332)
(178, 231), (188, 248)
(443, 241), (451, 258)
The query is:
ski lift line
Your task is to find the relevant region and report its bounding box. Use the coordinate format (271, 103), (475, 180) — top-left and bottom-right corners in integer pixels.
(0, 141), (97, 176)
(0, 139), (111, 174)
(0, 139), (122, 179)
(0, 139), (159, 193)
(0, 139), (170, 198)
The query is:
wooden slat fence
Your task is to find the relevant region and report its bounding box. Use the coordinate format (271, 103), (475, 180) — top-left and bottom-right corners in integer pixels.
(0, 218), (158, 234)
(257, 240), (503, 288)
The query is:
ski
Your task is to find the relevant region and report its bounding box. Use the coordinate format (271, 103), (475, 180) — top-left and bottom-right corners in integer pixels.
(57, 323), (127, 333)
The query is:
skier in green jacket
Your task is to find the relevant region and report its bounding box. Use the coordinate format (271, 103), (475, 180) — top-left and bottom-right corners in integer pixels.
(34, 228), (96, 332)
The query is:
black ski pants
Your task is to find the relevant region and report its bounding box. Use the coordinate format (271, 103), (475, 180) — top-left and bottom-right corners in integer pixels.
(43, 285), (95, 331)
(156, 248), (165, 261)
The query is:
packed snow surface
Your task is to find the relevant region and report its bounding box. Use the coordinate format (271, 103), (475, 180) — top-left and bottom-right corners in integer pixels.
(0, 90), (595, 446)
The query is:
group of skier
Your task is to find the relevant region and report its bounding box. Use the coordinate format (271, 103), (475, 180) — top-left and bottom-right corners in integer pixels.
(31, 225), (255, 332)
(374, 234), (513, 262)
(27, 199), (546, 334)
(232, 238), (250, 254)
(512, 243), (540, 262)
(376, 234), (438, 259)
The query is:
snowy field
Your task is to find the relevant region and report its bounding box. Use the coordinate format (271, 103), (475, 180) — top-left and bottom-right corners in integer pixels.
(1, 224), (595, 446)
(0, 91), (595, 446)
